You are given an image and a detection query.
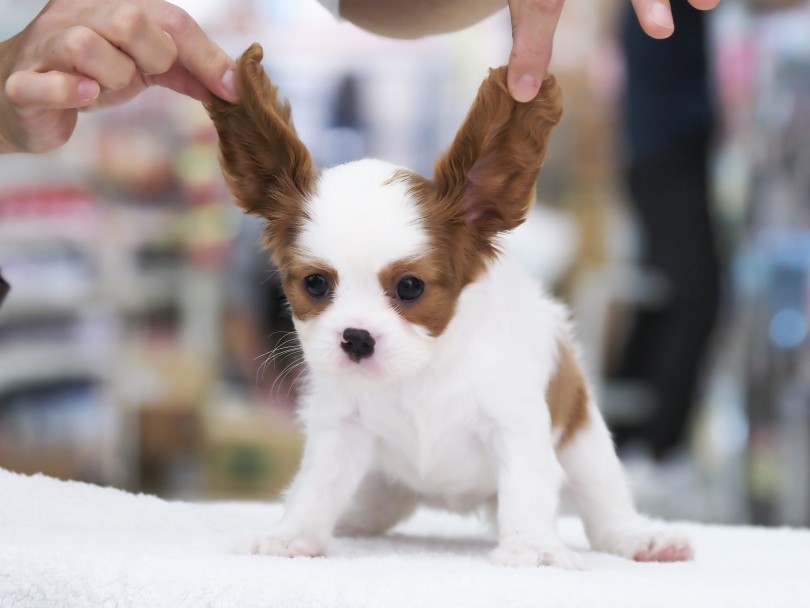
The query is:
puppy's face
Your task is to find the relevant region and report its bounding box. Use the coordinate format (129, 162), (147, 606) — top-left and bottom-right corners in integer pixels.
(207, 44), (562, 383)
(280, 160), (440, 380)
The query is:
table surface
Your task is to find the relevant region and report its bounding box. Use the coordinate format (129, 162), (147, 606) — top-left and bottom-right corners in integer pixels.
(1, 468), (809, 608)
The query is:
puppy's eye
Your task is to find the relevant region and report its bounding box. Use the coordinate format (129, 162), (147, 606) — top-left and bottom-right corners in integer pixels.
(304, 274), (330, 299)
(396, 276), (424, 302)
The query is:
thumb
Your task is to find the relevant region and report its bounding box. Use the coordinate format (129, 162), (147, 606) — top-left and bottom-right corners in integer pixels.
(5, 70), (100, 111)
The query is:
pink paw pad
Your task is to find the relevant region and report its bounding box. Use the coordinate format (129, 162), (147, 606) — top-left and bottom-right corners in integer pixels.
(633, 537), (694, 562)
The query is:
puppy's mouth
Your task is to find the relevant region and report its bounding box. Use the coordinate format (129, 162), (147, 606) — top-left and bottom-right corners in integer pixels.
(336, 327), (402, 383)
(300, 325), (430, 382)
(332, 327), (392, 379)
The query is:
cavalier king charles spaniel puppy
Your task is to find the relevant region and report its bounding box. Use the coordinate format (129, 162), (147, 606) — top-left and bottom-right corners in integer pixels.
(206, 44), (692, 569)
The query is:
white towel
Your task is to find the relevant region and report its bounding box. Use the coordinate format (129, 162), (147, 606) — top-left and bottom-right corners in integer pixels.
(1, 468), (808, 608)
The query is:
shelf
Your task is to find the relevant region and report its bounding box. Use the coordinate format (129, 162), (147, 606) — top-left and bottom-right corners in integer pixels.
(0, 344), (111, 394)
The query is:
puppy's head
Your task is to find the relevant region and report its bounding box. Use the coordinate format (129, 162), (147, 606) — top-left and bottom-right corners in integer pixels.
(207, 44), (562, 383)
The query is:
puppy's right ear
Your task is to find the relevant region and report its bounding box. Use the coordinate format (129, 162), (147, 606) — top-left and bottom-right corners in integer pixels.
(206, 44), (314, 251)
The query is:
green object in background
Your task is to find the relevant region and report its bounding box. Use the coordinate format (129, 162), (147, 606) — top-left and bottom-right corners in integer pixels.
(225, 445), (276, 483)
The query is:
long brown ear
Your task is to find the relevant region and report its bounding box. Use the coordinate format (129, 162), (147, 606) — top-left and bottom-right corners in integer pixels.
(433, 66), (562, 244)
(205, 43), (314, 251)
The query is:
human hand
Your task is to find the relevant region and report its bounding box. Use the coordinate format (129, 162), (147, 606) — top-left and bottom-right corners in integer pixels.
(506, 0), (721, 103)
(0, 0), (238, 154)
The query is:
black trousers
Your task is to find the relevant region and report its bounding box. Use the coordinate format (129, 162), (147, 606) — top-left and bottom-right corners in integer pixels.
(613, 137), (721, 458)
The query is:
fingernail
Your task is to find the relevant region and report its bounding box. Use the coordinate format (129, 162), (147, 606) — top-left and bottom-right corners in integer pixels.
(220, 68), (237, 101)
(513, 75), (539, 103)
(649, 2), (674, 29)
(78, 80), (100, 101)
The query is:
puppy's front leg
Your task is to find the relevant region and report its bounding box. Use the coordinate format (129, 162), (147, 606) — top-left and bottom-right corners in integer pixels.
(490, 408), (583, 570)
(253, 419), (374, 558)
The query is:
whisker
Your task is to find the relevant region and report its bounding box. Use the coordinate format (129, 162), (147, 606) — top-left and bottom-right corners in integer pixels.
(253, 329), (303, 382)
(271, 356), (306, 398)
(288, 364), (310, 398)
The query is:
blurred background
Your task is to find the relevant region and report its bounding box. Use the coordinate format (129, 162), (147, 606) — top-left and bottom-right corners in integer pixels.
(1, 0), (809, 528)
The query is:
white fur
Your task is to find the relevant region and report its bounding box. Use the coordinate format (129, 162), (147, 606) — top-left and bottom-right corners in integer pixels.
(255, 160), (692, 568)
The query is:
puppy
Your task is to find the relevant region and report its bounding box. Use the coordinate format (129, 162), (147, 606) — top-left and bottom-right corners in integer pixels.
(207, 44), (693, 568)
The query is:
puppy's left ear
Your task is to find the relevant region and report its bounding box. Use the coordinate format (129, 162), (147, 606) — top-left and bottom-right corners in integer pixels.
(433, 67), (562, 242)
(205, 43), (315, 251)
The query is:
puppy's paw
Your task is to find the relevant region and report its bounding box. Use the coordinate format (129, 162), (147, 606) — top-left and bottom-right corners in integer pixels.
(629, 530), (693, 562)
(251, 530), (325, 558)
(490, 542), (584, 570)
(593, 522), (693, 562)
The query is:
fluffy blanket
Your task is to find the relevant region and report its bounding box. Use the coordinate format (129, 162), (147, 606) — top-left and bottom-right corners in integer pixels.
(1, 468), (808, 607)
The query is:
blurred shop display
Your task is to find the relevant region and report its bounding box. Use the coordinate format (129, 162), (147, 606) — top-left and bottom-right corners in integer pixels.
(0, 185), (123, 485)
(714, 1), (810, 525)
(0, 1), (535, 500)
(0, 68), (236, 492)
(6, 0), (809, 530)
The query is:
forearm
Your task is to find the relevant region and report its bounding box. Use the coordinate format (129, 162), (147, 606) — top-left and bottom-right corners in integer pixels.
(340, 0), (506, 39)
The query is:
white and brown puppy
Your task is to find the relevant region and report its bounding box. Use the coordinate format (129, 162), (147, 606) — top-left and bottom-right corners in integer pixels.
(207, 44), (692, 569)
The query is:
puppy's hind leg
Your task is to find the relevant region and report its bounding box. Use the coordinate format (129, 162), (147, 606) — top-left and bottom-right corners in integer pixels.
(556, 408), (694, 562)
(335, 472), (418, 537)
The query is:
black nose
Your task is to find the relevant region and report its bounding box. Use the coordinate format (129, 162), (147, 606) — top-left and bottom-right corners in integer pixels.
(341, 328), (375, 362)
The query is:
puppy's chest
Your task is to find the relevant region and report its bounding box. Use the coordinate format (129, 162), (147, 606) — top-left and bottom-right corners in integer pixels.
(356, 388), (496, 497)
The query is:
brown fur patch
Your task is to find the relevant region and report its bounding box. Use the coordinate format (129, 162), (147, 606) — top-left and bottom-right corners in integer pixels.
(546, 339), (590, 447)
(377, 256), (460, 337)
(279, 253), (339, 322)
(205, 44), (315, 256)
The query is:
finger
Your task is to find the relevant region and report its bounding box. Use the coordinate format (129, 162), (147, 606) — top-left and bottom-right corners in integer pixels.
(507, 0), (564, 103)
(89, 75), (148, 109)
(97, 64), (211, 109)
(48, 26), (138, 91)
(144, 63), (210, 102)
(5, 70), (100, 111)
(155, 3), (237, 102)
(688, 0), (721, 9)
(85, 2), (178, 75)
(630, 0), (675, 39)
